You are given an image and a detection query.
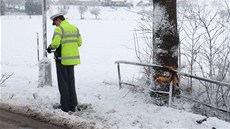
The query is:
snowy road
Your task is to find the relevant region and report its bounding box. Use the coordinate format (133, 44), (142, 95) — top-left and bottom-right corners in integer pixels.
(0, 109), (69, 129)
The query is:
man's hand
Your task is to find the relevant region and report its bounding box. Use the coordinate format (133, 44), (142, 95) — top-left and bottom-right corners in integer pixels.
(47, 45), (53, 53)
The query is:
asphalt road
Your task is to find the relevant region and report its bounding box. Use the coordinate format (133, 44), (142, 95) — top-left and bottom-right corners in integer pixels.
(0, 109), (68, 129)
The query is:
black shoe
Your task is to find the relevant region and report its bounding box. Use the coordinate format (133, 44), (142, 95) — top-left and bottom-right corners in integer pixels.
(61, 108), (69, 112)
(70, 107), (75, 112)
(53, 104), (69, 112)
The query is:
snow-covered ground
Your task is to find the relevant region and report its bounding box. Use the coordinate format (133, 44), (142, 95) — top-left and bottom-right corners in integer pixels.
(1, 6), (230, 129)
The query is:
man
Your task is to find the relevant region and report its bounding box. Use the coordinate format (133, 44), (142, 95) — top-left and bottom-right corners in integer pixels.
(47, 12), (82, 112)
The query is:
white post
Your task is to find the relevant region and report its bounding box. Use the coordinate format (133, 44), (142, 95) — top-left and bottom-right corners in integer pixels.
(38, 0), (52, 87)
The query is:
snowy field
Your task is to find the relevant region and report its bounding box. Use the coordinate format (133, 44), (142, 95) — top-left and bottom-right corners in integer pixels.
(1, 6), (230, 129)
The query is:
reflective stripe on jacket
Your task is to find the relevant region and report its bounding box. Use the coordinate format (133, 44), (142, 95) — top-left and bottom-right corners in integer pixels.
(51, 20), (82, 65)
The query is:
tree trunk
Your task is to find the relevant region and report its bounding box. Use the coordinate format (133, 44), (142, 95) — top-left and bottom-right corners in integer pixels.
(152, 0), (179, 90)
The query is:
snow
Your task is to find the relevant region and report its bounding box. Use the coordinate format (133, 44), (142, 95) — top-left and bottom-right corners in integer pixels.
(1, 6), (230, 129)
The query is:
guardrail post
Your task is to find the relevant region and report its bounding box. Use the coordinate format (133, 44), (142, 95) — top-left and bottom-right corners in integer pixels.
(150, 67), (154, 90)
(117, 63), (122, 89)
(168, 82), (173, 107)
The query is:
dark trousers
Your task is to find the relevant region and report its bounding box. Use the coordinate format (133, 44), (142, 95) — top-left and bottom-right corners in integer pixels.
(56, 62), (78, 111)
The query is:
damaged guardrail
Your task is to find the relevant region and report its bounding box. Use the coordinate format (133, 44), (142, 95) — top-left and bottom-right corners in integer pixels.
(115, 60), (230, 107)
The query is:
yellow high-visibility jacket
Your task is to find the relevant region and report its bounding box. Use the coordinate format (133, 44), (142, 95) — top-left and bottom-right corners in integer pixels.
(51, 20), (82, 65)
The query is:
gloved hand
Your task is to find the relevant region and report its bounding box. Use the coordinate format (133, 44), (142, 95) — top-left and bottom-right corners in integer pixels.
(47, 45), (53, 53)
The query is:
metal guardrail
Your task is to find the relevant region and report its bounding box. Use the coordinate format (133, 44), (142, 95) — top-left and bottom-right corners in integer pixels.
(115, 60), (230, 87)
(115, 60), (230, 107)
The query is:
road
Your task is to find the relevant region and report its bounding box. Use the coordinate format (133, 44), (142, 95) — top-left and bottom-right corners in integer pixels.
(0, 108), (68, 129)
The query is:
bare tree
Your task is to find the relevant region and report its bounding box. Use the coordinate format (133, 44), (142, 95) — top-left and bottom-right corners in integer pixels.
(132, 8), (153, 82)
(90, 7), (100, 19)
(78, 4), (88, 20)
(132, 0), (179, 94)
(151, 0), (179, 94)
(0, 0), (6, 15)
(178, 2), (204, 93)
(178, 1), (230, 117)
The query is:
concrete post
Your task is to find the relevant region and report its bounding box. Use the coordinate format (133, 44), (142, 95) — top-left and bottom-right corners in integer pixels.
(38, 0), (52, 87)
